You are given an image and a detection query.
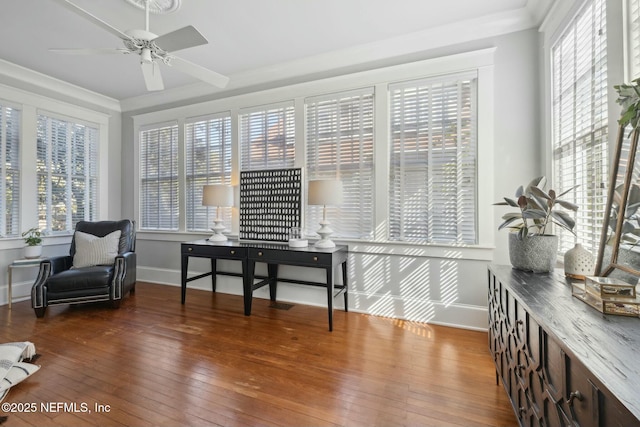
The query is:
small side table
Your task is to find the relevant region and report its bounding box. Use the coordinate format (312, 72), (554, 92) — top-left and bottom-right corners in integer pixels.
(7, 258), (42, 309)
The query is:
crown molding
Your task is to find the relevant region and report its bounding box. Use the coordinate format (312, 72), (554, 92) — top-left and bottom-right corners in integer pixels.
(120, 5), (539, 112)
(539, 0), (584, 36)
(0, 58), (121, 112)
(525, 0), (556, 27)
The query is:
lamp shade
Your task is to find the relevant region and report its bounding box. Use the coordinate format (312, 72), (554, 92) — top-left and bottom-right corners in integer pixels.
(202, 184), (234, 207)
(308, 179), (343, 206)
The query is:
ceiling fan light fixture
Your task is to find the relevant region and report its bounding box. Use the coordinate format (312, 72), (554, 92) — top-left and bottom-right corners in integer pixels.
(123, 0), (181, 14)
(140, 48), (153, 63)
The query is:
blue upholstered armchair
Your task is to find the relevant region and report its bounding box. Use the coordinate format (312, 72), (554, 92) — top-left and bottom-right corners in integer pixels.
(31, 220), (137, 318)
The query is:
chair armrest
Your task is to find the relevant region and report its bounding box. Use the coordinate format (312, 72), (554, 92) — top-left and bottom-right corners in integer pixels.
(112, 252), (137, 300)
(118, 252), (136, 263)
(43, 255), (73, 275)
(119, 252), (136, 282)
(32, 255), (72, 310)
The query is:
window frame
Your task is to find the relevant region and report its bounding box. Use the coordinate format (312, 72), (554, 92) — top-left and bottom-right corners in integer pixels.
(546, 0), (609, 257)
(36, 112), (100, 234)
(626, 0), (640, 81)
(185, 112), (233, 232)
(388, 71), (479, 244)
(239, 101), (296, 171)
(305, 87), (375, 241)
(138, 121), (180, 231)
(0, 85), (110, 250)
(0, 102), (21, 238)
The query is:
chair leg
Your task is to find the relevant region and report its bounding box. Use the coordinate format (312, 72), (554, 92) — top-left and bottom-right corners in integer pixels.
(34, 307), (46, 318)
(130, 283), (136, 294)
(111, 299), (121, 309)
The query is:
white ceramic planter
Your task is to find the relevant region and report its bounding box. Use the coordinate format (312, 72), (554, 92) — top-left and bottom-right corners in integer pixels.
(24, 245), (42, 259)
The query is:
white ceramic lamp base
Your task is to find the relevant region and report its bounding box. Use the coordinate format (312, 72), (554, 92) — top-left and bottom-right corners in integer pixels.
(314, 220), (335, 248)
(208, 218), (227, 242)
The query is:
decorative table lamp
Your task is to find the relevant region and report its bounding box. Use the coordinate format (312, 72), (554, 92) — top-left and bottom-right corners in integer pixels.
(308, 179), (343, 248)
(202, 184), (233, 241)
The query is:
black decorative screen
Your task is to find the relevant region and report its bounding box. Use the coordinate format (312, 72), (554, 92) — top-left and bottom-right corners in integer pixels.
(239, 168), (302, 242)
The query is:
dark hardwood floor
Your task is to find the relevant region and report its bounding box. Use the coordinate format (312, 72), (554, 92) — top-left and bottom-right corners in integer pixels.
(0, 282), (517, 426)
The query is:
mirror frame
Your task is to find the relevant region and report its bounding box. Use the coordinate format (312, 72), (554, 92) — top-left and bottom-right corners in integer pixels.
(595, 124), (640, 278)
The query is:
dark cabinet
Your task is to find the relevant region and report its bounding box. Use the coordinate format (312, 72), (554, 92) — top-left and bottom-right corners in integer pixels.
(488, 265), (640, 427)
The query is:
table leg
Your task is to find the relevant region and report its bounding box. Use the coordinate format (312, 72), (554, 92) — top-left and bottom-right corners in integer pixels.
(268, 263), (278, 301)
(7, 266), (12, 310)
(342, 260), (348, 312)
(244, 259), (254, 316)
(326, 267), (333, 332)
(211, 259), (217, 292)
(181, 254), (189, 304)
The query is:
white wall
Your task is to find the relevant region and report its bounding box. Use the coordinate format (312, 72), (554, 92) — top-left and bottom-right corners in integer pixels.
(121, 28), (542, 331)
(492, 29), (543, 265)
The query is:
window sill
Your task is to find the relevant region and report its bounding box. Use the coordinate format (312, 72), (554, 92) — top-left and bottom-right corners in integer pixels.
(135, 230), (494, 261)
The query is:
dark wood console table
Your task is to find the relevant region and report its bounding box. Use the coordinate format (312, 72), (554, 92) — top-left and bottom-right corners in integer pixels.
(181, 240), (349, 331)
(488, 265), (640, 426)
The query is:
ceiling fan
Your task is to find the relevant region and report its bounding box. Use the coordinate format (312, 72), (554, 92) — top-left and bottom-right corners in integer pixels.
(49, 0), (230, 91)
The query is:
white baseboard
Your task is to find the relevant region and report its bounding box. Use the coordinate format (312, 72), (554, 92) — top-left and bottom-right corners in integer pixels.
(138, 266), (488, 331)
(0, 280), (33, 307)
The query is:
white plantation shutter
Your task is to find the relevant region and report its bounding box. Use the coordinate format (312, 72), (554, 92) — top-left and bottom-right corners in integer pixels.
(629, 0), (640, 79)
(389, 72), (478, 244)
(0, 104), (20, 237)
(185, 113), (232, 232)
(37, 114), (98, 233)
(552, 0), (607, 256)
(305, 88), (375, 240)
(139, 122), (179, 230)
(240, 102), (295, 170)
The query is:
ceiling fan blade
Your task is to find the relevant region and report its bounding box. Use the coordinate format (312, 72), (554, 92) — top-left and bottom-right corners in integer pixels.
(152, 26), (208, 53)
(49, 48), (129, 55)
(168, 56), (230, 88)
(50, 0), (132, 41)
(141, 62), (165, 91)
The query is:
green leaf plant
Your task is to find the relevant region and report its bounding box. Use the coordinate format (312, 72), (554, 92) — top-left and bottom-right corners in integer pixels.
(21, 227), (42, 246)
(614, 78), (640, 135)
(494, 176), (578, 240)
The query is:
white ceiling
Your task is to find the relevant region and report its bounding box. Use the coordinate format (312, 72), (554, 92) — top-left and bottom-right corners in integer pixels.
(0, 0), (552, 109)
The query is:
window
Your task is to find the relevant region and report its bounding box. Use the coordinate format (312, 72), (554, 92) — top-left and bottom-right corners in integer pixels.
(240, 102), (295, 170)
(552, 0), (607, 256)
(305, 88), (375, 240)
(185, 113), (232, 232)
(37, 114), (98, 233)
(139, 123), (179, 231)
(628, 0), (640, 79)
(388, 72), (478, 244)
(0, 104), (20, 237)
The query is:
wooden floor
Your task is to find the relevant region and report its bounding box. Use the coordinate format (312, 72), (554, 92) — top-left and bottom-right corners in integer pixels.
(0, 283), (517, 427)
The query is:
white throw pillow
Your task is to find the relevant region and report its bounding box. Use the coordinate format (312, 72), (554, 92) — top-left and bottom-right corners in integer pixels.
(72, 230), (122, 268)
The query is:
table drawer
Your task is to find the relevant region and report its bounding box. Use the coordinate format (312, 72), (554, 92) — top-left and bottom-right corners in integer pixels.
(249, 248), (332, 266)
(182, 244), (246, 260)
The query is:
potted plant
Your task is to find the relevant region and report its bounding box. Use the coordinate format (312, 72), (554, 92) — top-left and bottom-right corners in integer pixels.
(494, 176), (578, 273)
(21, 227), (43, 259)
